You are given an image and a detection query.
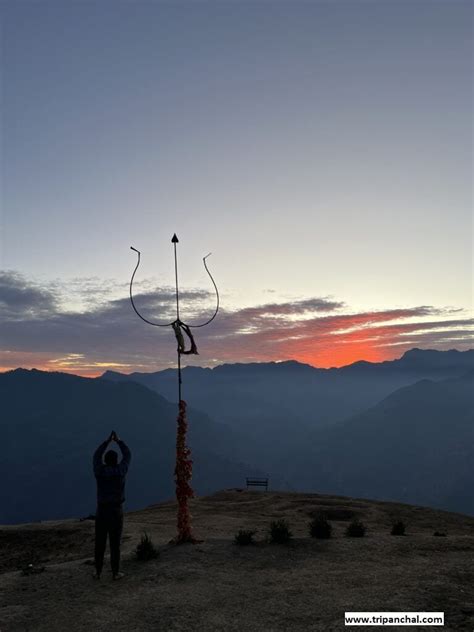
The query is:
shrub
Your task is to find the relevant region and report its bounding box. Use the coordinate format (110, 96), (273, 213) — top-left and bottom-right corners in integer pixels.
(269, 519), (292, 544)
(135, 532), (159, 561)
(391, 521), (406, 536)
(345, 519), (366, 538)
(309, 514), (332, 539)
(234, 529), (256, 545)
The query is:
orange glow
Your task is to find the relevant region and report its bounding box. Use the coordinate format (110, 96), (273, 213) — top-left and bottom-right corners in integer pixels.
(0, 363), (102, 378)
(0, 352), (141, 378)
(294, 344), (389, 368)
(1, 308), (471, 375)
(268, 320), (431, 368)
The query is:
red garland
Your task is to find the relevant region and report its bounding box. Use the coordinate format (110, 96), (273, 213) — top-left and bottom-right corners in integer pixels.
(172, 399), (198, 543)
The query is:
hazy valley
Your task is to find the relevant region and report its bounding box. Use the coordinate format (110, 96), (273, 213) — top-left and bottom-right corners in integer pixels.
(2, 348), (473, 524)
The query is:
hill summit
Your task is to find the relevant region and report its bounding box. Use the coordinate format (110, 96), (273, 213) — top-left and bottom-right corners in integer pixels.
(0, 490), (473, 631)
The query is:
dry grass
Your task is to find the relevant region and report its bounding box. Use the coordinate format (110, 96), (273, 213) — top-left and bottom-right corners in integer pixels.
(0, 490), (473, 631)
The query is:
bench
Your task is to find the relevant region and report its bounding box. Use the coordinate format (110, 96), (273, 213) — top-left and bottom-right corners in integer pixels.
(246, 477), (269, 491)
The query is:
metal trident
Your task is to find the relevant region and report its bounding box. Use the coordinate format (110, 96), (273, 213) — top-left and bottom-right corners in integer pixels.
(129, 234), (219, 401)
(129, 234), (218, 543)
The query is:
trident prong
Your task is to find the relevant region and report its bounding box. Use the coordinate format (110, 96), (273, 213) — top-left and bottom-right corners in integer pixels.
(129, 243), (219, 329)
(129, 246), (174, 327)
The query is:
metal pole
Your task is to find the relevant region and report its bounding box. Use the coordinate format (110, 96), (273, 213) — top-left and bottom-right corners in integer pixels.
(172, 234), (182, 402)
(172, 234), (180, 321)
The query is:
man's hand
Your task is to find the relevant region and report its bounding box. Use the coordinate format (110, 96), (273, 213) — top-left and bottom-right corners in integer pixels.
(108, 431), (116, 443)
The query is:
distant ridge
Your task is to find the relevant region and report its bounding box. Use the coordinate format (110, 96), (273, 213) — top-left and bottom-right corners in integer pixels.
(101, 349), (474, 516)
(101, 348), (474, 429)
(101, 347), (474, 379)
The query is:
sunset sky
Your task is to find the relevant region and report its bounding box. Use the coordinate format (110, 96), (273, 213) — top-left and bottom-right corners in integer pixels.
(1, 0), (472, 375)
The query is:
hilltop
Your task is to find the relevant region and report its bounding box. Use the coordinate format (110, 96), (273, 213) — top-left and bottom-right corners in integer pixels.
(1, 490), (473, 631)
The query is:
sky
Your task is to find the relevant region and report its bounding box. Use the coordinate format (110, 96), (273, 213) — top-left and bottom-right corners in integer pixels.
(0, 0), (472, 375)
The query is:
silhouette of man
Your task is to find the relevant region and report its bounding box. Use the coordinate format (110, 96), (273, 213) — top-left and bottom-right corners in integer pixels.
(93, 430), (131, 580)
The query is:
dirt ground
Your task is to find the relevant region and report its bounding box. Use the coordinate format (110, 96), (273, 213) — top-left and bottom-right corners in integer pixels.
(0, 490), (473, 631)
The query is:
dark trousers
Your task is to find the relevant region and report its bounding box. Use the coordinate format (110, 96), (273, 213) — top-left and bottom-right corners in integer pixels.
(95, 504), (123, 575)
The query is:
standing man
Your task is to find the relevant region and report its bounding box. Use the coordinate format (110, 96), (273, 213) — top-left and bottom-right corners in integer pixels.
(93, 430), (131, 580)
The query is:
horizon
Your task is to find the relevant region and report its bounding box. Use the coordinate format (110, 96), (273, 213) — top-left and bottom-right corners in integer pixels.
(1, 1), (472, 375)
(2, 346), (473, 379)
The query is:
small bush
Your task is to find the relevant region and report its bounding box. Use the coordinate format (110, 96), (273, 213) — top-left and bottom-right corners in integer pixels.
(391, 521), (406, 536)
(135, 532), (159, 561)
(345, 519), (366, 538)
(309, 514), (332, 539)
(269, 519), (292, 544)
(234, 529), (256, 545)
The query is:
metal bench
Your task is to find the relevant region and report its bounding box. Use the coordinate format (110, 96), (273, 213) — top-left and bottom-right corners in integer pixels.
(246, 477), (269, 491)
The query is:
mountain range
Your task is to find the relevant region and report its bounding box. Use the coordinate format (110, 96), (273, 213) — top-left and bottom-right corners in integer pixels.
(2, 348), (473, 523)
(102, 348), (474, 512)
(103, 347), (474, 431)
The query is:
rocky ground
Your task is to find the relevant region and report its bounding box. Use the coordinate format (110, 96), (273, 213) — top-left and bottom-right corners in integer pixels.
(0, 490), (473, 631)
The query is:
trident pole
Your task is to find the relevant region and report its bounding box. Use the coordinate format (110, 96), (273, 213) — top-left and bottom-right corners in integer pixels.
(129, 234), (219, 543)
(171, 233), (182, 402)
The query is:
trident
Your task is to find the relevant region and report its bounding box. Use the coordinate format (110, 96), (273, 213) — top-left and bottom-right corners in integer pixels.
(129, 234), (219, 543)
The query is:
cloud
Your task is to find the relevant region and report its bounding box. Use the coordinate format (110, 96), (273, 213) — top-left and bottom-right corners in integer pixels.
(0, 272), (472, 374)
(0, 271), (59, 317)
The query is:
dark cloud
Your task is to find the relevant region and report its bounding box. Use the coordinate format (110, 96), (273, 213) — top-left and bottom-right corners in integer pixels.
(122, 286), (215, 325)
(0, 271), (58, 317)
(236, 297), (345, 320)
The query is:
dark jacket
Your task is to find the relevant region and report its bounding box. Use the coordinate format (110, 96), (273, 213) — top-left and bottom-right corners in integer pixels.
(93, 439), (131, 506)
